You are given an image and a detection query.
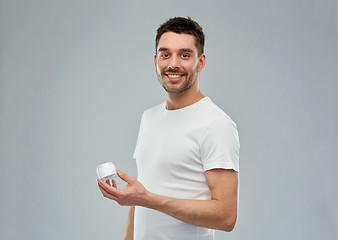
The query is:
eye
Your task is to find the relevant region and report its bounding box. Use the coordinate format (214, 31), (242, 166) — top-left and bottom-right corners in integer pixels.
(160, 53), (169, 58)
(181, 54), (190, 58)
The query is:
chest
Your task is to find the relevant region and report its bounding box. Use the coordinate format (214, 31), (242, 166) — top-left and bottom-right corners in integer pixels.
(135, 117), (208, 194)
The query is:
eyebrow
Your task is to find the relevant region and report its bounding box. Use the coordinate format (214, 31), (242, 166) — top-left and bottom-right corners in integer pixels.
(158, 48), (169, 52)
(180, 48), (194, 53)
(158, 48), (194, 53)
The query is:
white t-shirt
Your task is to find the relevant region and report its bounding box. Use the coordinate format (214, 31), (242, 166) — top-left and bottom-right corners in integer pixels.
(133, 97), (240, 240)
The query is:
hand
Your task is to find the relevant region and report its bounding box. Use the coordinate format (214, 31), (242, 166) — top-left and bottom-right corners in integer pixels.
(97, 168), (149, 206)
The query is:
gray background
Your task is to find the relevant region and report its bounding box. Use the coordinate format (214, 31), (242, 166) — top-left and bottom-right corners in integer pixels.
(1, 0), (337, 239)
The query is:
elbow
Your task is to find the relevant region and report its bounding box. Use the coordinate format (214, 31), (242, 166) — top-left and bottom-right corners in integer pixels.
(219, 213), (237, 232)
(221, 221), (236, 232)
(222, 222), (236, 232)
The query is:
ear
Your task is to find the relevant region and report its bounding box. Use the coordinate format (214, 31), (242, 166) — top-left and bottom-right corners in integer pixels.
(197, 53), (206, 72)
(154, 53), (157, 69)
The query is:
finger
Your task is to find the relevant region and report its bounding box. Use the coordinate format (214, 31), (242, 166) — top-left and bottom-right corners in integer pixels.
(112, 179), (117, 188)
(106, 179), (111, 186)
(116, 168), (134, 183)
(97, 178), (111, 190)
(98, 182), (118, 198)
(98, 183), (119, 200)
(97, 178), (109, 187)
(97, 179), (119, 195)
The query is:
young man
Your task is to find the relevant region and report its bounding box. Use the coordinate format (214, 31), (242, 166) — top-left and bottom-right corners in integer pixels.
(97, 17), (240, 240)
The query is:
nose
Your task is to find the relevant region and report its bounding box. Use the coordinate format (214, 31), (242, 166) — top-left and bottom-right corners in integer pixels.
(168, 55), (180, 70)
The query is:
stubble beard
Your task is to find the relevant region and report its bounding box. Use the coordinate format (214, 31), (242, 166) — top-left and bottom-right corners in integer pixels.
(156, 68), (198, 95)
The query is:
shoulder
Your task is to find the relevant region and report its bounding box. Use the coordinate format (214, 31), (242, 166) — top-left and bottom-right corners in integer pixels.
(199, 98), (240, 152)
(138, 102), (165, 127)
(200, 97), (237, 128)
(142, 102), (164, 118)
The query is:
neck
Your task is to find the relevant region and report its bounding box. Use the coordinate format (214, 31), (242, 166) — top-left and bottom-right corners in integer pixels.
(165, 81), (205, 110)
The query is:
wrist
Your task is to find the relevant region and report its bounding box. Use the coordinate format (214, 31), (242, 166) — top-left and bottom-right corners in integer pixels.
(138, 190), (153, 208)
(141, 191), (169, 213)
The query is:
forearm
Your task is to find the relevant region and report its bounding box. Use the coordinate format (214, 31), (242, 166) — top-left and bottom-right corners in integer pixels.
(123, 206), (134, 240)
(142, 192), (237, 231)
(97, 169), (238, 232)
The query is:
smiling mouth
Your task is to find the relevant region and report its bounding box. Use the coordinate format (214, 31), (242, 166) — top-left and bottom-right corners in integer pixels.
(165, 73), (185, 81)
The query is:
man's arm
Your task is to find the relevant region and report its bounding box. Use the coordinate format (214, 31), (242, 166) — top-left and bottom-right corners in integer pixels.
(98, 168), (238, 232)
(123, 206), (134, 240)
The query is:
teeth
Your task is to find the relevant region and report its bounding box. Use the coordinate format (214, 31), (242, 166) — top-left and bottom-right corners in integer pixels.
(168, 74), (182, 78)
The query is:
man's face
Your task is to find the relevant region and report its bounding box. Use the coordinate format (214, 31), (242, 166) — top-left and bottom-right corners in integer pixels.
(154, 32), (205, 95)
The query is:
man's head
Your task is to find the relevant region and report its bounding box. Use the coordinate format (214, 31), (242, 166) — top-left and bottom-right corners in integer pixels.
(154, 17), (206, 96)
(155, 17), (205, 57)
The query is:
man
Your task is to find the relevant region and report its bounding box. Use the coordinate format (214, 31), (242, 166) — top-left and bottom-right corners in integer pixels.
(97, 17), (240, 240)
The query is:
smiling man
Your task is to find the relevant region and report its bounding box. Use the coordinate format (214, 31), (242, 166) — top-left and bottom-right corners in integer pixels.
(155, 32), (204, 96)
(97, 17), (240, 240)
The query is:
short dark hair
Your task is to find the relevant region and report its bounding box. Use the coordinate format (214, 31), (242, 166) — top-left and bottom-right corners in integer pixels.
(155, 17), (205, 56)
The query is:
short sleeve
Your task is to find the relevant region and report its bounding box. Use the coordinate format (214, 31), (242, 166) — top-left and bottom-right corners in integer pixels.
(200, 116), (240, 172)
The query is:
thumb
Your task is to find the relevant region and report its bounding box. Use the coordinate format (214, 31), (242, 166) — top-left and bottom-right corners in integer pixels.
(116, 168), (134, 183)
